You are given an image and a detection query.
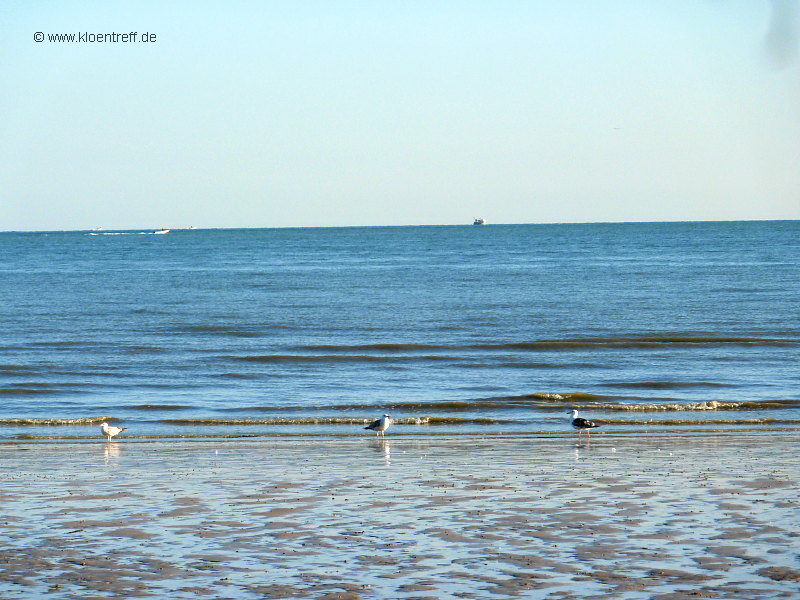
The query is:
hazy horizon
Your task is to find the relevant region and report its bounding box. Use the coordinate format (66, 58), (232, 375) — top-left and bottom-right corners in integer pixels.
(4, 217), (798, 234)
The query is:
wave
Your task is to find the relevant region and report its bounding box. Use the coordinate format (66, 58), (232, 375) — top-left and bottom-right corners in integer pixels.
(159, 417), (444, 426)
(296, 343), (449, 352)
(219, 396), (614, 413)
(0, 416), (114, 426)
(217, 373), (265, 380)
(221, 397), (799, 414)
(473, 393), (800, 411)
(598, 418), (800, 426)
(125, 404), (192, 411)
(162, 416), (800, 427)
(483, 392), (621, 405)
(124, 346), (167, 354)
(175, 325), (267, 337)
(474, 337), (797, 350)
(486, 395), (799, 412)
(158, 416), (536, 426)
(602, 381), (733, 390)
(453, 361), (606, 370)
(0, 400), (794, 429)
(291, 336), (796, 354)
(566, 399), (800, 412)
(226, 354), (606, 368)
(226, 354), (461, 364)
(0, 387), (83, 396)
(31, 341), (88, 348)
(0, 364), (40, 376)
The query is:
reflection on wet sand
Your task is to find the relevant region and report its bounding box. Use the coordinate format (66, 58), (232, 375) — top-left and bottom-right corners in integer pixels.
(369, 438), (391, 465)
(0, 435), (797, 599)
(103, 441), (122, 465)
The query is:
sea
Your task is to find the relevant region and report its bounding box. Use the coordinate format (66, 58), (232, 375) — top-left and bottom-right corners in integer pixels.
(1, 221), (798, 441)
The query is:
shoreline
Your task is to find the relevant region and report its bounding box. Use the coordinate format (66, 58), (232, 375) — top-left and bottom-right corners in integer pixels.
(1, 434), (798, 599)
(4, 427), (800, 443)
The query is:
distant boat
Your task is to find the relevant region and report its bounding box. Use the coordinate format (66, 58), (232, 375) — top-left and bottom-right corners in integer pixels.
(154, 229), (170, 235)
(473, 218), (487, 225)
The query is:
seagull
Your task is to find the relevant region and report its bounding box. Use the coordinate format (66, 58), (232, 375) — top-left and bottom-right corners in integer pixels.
(100, 422), (127, 442)
(364, 414), (392, 436)
(567, 409), (599, 439)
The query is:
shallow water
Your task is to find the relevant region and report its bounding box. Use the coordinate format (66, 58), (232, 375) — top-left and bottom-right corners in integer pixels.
(1, 222), (798, 440)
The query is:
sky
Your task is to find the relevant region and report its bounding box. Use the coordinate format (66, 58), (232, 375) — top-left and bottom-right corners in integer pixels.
(1, 0), (799, 230)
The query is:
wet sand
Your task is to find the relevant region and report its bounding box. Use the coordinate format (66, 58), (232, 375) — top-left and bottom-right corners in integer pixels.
(0, 434), (798, 599)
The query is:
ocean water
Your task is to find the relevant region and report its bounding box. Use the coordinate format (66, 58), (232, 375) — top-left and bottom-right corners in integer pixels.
(1, 221), (798, 440)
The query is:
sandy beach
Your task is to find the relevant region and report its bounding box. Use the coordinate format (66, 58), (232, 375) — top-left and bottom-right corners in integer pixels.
(1, 434), (798, 599)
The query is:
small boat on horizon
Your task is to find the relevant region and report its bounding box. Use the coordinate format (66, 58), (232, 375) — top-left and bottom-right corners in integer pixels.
(473, 218), (487, 225)
(154, 228), (170, 235)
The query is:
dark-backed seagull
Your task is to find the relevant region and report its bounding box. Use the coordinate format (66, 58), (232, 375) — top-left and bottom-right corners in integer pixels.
(364, 414), (392, 436)
(567, 409), (599, 438)
(100, 422), (127, 441)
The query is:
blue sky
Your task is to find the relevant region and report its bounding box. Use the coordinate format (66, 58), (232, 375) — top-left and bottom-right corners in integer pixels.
(2, 1), (798, 230)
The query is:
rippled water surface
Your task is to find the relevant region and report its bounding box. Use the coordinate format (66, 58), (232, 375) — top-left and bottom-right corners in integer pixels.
(1, 222), (798, 439)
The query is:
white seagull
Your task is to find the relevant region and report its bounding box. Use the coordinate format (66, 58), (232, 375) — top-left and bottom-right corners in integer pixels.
(364, 414), (392, 436)
(567, 409), (600, 439)
(100, 422), (128, 442)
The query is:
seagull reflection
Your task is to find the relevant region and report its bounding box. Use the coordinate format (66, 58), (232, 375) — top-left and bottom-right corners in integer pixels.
(103, 441), (122, 465)
(573, 439), (592, 460)
(369, 438), (391, 466)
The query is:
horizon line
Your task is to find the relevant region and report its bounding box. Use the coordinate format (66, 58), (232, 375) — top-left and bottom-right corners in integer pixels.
(2, 218), (798, 234)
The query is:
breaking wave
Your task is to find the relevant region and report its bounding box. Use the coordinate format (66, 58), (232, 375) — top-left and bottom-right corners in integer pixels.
(158, 416), (800, 427)
(218, 396), (799, 414)
(0, 416), (114, 426)
(472, 394), (799, 412)
(596, 418), (800, 426)
(157, 417), (504, 426)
